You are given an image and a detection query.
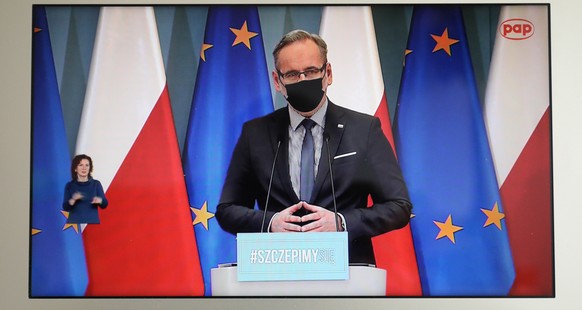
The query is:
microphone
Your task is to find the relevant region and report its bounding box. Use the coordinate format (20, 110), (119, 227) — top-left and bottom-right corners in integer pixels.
(260, 138), (282, 233)
(324, 133), (340, 232)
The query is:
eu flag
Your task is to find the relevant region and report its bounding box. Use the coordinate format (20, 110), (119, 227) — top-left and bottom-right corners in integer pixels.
(31, 6), (89, 296)
(394, 6), (515, 296)
(182, 6), (274, 295)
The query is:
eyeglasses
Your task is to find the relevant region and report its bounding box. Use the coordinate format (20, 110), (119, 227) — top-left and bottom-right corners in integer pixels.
(277, 63), (327, 84)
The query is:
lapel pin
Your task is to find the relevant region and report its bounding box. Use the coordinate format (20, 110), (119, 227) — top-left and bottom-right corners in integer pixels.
(337, 124), (344, 129)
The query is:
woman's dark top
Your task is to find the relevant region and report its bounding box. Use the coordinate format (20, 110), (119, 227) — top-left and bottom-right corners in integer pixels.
(62, 178), (108, 224)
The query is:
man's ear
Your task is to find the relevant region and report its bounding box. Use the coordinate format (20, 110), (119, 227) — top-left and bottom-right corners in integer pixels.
(272, 70), (282, 92)
(326, 62), (333, 85)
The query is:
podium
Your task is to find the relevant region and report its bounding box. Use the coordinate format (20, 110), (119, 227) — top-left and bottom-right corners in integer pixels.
(213, 232), (386, 296)
(210, 265), (387, 296)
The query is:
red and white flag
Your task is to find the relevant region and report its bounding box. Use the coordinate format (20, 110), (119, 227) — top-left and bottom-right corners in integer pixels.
(484, 5), (552, 296)
(320, 6), (422, 296)
(76, 7), (204, 296)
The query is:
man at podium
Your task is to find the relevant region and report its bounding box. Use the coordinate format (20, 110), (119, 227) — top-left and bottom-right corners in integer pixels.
(216, 29), (412, 265)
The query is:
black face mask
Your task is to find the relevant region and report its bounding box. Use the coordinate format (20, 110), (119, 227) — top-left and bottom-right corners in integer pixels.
(283, 77), (325, 113)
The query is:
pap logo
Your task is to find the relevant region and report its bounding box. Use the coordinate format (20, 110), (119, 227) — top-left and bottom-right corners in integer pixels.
(500, 18), (535, 40)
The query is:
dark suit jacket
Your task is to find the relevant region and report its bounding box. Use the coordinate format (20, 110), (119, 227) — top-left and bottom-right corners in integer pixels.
(216, 101), (412, 264)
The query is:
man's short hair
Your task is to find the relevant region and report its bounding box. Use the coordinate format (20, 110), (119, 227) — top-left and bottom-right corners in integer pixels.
(272, 29), (328, 69)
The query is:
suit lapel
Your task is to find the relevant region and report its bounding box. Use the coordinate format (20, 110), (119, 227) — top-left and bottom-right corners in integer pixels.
(269, 109), (298, 202)
(312, 102), (344, 204)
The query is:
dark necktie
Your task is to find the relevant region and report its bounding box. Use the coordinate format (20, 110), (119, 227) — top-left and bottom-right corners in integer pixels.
(300, 119), (316, 202)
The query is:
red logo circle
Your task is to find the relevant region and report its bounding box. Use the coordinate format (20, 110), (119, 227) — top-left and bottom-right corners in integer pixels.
(499, 18), (535, 40)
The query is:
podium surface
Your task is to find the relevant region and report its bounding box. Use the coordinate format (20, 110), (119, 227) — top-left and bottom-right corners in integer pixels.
(211, 265), (386, 296)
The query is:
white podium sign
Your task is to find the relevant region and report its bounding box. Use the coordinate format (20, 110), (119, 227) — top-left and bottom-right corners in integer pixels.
(236, 232), (349, 282)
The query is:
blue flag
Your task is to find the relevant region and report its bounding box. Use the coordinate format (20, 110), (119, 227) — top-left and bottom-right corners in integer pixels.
(182, 6), (274, 295)
(31, 6), (89, 296)
(394, 6), (515, 296)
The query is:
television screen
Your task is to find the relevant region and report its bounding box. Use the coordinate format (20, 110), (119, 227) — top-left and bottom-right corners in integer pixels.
(29, 3), (553, 298)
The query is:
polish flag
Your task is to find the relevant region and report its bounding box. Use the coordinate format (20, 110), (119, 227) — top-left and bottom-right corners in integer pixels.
(484, 5), (552, 296)
(76, 7), (204, 296)
(320, 6), (422, 296)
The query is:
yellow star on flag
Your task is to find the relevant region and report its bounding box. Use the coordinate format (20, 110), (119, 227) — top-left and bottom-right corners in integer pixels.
(431, 28), (459, 56)
(230, 21), (258, 49)
(200, 43), (213, 62)
(32, 228), (42, 235)
(191, 201), (215, 230)
(481, 202), (506, 230)
(434, 214), (463, 244)
(60, 210), (80, 233)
